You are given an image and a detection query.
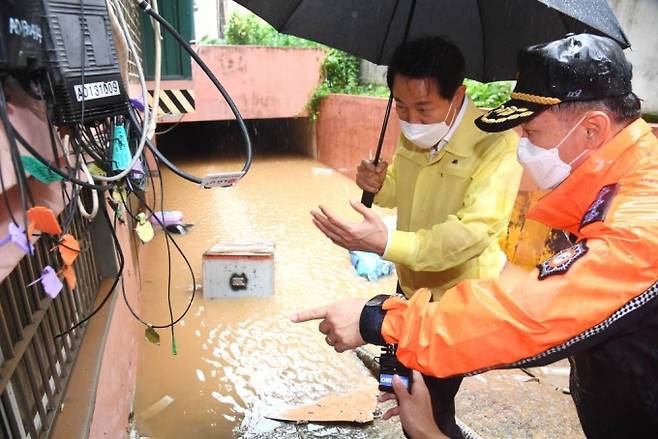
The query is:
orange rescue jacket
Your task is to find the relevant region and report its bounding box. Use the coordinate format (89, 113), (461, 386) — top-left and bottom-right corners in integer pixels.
(378, 118), (658, 377)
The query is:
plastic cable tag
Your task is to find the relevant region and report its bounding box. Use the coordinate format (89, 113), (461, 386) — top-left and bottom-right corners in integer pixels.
(112, 125), (131, 171)
(200, 171), (245, 189)
(21, 155), (63, 184)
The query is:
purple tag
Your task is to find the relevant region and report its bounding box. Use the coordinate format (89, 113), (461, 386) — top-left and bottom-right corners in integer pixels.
(0, 223), (34, 254)
(41, 266), (64, 298)
(129, 98), (145, 112)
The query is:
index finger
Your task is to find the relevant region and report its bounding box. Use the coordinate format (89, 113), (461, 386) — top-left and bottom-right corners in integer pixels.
(290, 306), (328, 323)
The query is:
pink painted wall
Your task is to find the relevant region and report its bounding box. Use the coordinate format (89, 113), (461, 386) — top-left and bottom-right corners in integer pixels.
(316, 94), (400, 180)
(0, 84), (141, 438)
(151, 46), (324, 123)
(88, 215), (141, 439)
(0, 85), (68, 280)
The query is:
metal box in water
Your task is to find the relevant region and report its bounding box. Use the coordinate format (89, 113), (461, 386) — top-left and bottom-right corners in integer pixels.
(202, 241), (275, 299)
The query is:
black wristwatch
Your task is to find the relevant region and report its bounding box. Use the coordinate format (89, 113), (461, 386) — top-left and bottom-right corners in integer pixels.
(359, 294), (390, 346)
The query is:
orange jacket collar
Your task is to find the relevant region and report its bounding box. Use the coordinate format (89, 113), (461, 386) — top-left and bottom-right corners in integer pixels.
(527, 118), (653, 234)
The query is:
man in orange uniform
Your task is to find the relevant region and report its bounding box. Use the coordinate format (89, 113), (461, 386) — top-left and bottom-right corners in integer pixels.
(293, 33), (658, 438)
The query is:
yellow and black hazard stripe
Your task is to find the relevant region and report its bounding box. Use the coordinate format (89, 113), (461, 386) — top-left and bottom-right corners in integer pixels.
(148, 89), (195, 115)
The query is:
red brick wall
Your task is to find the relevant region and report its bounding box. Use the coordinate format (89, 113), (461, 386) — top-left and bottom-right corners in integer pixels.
(316, 94), (400, 180)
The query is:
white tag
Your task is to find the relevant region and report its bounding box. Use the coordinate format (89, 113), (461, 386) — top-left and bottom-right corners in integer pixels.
(201, 171), (245, 188)
(74, 80), (121, 102)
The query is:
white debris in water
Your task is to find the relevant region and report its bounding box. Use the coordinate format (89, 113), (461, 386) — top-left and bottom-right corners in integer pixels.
(196, 369), (206, 383)
(312, 167), (333, 175)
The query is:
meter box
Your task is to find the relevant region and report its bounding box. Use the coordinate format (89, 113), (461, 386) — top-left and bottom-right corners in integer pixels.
(202, 241), (275, 299)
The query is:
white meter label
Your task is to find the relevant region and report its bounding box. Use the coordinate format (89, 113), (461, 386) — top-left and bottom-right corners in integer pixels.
(74, 80), (121, 102)
(201, 172), (245, 188)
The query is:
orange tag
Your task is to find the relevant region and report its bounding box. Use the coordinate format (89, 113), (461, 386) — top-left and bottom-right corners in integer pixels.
(59, 234), (80, 266)
(27, 206), (62, 237)
(62, 264), (77, 290)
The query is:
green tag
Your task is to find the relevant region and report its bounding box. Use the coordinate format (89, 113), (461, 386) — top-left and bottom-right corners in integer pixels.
(112, 125), (131, 171)
(21, 156), (63, 184)
(145, 326), (160, 345)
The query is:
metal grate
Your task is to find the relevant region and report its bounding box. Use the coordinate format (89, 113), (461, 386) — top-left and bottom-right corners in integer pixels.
(117, 0), (144, 81)
(0, 209), (102, 439)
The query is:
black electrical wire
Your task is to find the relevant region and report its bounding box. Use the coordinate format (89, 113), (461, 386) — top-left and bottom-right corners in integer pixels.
(0, 84), (35, 251)
(157, 151), (177, 354)
(118, 151), (178, 353)
(128, 108), (201, 184)
(0, 130), (19, 226)
(116, 169), (196, 331)
(55, 202), (124, 338)
(136, 0), (253, 175)
(9, 122), (113, 191)
(46, 117), (81, 234)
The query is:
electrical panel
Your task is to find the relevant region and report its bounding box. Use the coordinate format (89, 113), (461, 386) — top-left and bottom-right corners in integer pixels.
(41, 0), (128, 125)
(0, 0), (45, 71)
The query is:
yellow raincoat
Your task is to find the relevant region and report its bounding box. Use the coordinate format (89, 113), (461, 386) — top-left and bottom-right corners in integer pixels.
(375, 100), (522, 298)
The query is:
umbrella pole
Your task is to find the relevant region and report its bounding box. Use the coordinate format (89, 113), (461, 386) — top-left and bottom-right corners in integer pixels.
(361, 0), (416, 208)
(360, 94), (394, 207)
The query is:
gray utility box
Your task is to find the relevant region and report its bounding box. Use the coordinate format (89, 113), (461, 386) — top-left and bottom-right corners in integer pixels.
(202, 241), (275, 299)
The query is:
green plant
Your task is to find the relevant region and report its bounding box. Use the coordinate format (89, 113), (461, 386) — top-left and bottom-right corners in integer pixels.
(464, 79), (513, 108)
(225, 11), (320, 48)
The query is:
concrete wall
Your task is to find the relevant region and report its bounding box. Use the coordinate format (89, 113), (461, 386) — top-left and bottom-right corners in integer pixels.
(316, 94), (399, 180)
(360, 60), (388, 86)
(155, 46), (324, 123)
(194, 0), (225, 40)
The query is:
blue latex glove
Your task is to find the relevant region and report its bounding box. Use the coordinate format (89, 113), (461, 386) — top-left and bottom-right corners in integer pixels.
(349, 251), (394, 282)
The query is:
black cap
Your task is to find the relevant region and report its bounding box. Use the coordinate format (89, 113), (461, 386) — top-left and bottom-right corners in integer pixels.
(475, 34), (633, 132)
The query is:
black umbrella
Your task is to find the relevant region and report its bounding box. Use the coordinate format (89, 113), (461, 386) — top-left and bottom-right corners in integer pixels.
(236, 0), (630, 204)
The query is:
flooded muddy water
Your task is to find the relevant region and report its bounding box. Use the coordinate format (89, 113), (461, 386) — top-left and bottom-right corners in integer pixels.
(134, 153), (397, 438)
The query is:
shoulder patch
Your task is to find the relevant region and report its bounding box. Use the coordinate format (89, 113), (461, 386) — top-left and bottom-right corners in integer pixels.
(580, 184), (619, 230)
(538, 240), (589, 280)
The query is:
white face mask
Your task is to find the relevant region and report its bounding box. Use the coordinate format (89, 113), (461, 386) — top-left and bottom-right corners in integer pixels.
(517, 114), (589, 190)
(399, 98), (454, 150)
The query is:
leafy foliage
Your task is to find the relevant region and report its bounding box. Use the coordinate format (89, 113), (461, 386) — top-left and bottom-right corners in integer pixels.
(225, 11), (320, 47)
(464, 79), (513, 108)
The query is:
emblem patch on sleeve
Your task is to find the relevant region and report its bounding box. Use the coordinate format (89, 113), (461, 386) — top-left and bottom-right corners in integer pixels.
(579, 184), (619, 230)
(538, 240), (589, 280)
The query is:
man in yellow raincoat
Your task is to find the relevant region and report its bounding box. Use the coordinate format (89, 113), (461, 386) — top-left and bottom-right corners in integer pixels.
(297, 33), (658, 438)
(310, 36), (522, 438)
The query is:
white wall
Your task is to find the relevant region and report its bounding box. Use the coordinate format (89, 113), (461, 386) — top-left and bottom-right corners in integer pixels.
(194, 0), (220, 40)
(610, 0), (658, 113)
(194, 0), (249, 41)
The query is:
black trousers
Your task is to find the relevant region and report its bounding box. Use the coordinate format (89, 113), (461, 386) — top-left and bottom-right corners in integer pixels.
(396, 282), (464, 439)
(401, 375), (463, 439)
(424, 375), (464, 439)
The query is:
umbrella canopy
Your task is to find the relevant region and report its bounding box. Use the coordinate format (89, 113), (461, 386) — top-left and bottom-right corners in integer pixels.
(234, 0), (630, 82)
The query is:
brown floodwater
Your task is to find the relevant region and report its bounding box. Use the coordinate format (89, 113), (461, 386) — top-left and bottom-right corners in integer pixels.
(134, 153), (397, 438)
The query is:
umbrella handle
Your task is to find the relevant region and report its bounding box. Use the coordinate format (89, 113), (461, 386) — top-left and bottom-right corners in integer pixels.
(360, 93), (394, 208)
(361, 191), (376, 207)
(360, 0), (415, 209)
